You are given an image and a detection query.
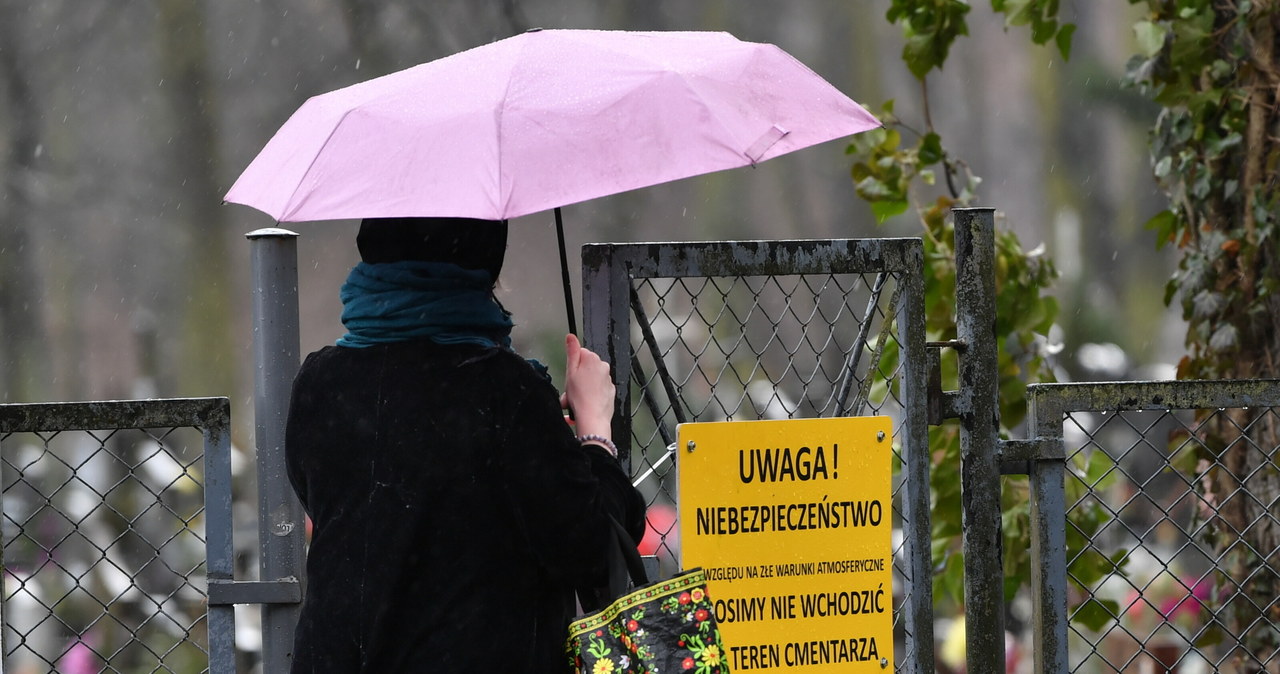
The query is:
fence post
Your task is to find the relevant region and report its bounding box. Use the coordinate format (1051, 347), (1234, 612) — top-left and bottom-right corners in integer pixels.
(247, 228), (306, 670)
(204, 400), (238, 673)
(953, 207), (1005, 672)
(1026, 386), (1069, 673)
(898, 241), (935, 674)
(582, 244), (635, 473)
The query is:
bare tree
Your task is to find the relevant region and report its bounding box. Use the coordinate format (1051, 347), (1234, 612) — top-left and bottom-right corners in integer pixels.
(0, 0), (50, 402)
(154, 0), (235, 397)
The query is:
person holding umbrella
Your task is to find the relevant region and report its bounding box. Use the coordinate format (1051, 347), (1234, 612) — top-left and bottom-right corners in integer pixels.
(283, 216), (645, 673)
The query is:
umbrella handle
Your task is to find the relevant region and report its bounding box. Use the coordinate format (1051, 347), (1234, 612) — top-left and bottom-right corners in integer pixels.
(555, 207), (578, 336)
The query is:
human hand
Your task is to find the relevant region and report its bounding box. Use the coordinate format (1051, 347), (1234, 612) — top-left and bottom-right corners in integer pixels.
(562, 333), (615, 439)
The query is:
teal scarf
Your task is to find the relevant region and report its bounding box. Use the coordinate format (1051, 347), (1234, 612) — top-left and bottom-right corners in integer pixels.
(338, 261), (514, 349)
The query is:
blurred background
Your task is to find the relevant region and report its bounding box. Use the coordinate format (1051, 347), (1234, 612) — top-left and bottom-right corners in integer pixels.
(0, 1), (1178, 448)
(0, 2), (1211, 671)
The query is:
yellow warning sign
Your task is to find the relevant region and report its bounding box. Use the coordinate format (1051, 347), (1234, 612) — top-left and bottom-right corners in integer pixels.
(678, 416), (894, 672)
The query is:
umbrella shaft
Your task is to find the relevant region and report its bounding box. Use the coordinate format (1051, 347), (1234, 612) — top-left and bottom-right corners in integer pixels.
(555, 208), (578, 336)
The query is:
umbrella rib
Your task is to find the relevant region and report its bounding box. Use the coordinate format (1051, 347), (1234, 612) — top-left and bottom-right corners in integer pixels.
(279, 106), (362, 222)
(672, 68), (759, 166)
(493, 38), (530, 218)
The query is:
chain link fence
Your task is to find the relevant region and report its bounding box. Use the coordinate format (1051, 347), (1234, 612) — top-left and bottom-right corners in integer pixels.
(0, 399), (234, 674)
(626, 270), (906, 549)
(583, 239), (932, 672)
(1028, 381), (1280, 673)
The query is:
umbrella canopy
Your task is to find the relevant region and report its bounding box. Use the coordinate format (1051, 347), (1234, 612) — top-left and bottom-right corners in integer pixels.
(224, 29), (880, 222)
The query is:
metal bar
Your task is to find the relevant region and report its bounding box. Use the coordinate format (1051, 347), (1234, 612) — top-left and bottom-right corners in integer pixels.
(208, 579), (303, 606)
(953, 207), (1005, 672)
(833, 272), (886, 416)
(1026, 386), (1069, 674)
(248, 228), (306, 671)
(926, 340), (967, 425)
(0, 397), (231, 432)
(203, 407), (237, 673)
(896, 238), (934, 674)
(582, 238), (923, 279)
(630, 358), (675, 448)
(582, 244), (635, 473)
(1025, 378), (1280, 410)
(629, 286), (687, 425)
(853, 278), (903, 417)
(998, 438), (1066, 475)
(631, 442), (676, 489)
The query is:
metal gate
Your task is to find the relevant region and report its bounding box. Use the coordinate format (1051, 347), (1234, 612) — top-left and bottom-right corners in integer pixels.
(581, 237), (934, 672)
(0, 398), (237, 673)
(1023, 380), (1280, 672)
(0, 230), (307, 674)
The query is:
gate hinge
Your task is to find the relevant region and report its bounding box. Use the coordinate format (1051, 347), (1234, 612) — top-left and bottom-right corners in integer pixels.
(926, 341), (967, 425)
(998, 437), (1065, 475)
(207, 578), (302, 606)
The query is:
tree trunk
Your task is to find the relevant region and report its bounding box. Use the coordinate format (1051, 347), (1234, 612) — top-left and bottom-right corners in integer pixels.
(0, 0), (50, 402)
(154, 0), (235, 398)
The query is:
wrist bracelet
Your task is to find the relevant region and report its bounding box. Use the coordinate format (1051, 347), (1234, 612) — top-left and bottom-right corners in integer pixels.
(577, 434), (619, 459)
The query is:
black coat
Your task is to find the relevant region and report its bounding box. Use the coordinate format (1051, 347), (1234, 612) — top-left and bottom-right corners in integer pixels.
(285, 340), (646, 673)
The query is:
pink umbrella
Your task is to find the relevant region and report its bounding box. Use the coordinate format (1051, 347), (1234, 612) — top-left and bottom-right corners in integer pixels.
(225, 29), (880, 328)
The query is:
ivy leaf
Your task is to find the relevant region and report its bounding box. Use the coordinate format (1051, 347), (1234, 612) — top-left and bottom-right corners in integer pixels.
(1192, 290), (1225, 320)
(1154, 155), (1173, 178)
(1207, 132), (1243, 158)
(902, 34), (945, 79)
(894, 0), (971, 79)
(1195, 624), (1225, 648)
(1069, 548), (1114, 586)
(1055, 23), (1076, 60)
(855, 176), (899, 201)
(1134, 20), (1168, 58)
(1002, 0), (1034, 27)
(1073, 598), (1120, 633)
(919, 132), (944, 165)
(1144, 209), (1178, 249)
(871, 200), (910, 222)
(1209, 324), (1239, 353)
(1030, 17), (1058, 45)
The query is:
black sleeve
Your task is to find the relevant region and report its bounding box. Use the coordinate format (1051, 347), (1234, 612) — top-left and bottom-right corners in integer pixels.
(284, 352), (321, 515)
(496, 378), (646, 587)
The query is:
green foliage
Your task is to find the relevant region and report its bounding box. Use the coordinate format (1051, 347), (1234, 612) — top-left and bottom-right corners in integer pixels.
(850, 104), (1062, 608)
(1073, 597), (1121, 633)
(1124, 1), (1280, 381)
(865, 0), (1280, 652)
(886, 0), (971, 79)
(853, 0), (1128, 615)
(848, 101), (975, 223)
(885, 0), (1074, 79)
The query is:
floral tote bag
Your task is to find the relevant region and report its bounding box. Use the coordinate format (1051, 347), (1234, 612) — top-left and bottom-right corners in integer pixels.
(567, 568), (729, 674)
